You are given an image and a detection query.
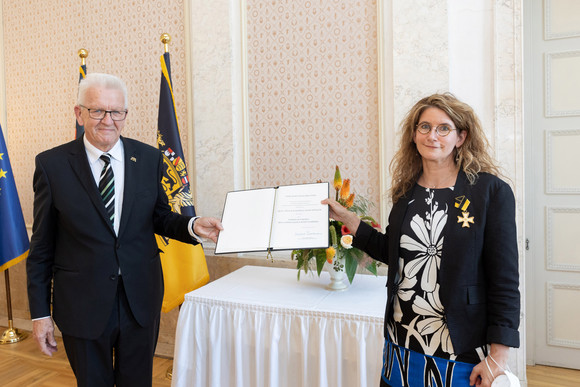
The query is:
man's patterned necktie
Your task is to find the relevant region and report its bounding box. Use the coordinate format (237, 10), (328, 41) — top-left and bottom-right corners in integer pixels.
(99, 153), (115, 225)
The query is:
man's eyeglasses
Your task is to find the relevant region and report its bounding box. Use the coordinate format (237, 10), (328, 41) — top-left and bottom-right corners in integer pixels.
(79, 105), (128, 121)
(416, 122), (456, 137)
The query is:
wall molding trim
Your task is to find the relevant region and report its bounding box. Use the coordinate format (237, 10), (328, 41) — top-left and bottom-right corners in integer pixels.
(546, 206), (580, 272)
(547, 282), (580, 349)
(544, 0), (580, 40)
(545, 51), (580, 117)
(546, 129), (580, 193)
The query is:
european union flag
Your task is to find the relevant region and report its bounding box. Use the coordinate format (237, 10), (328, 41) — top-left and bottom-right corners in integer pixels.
(0, 126), (29, 271)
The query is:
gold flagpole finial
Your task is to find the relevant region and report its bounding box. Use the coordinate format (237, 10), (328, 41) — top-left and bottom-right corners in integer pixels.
(161, 33), (171, 53)
(78, 48), (88, 66)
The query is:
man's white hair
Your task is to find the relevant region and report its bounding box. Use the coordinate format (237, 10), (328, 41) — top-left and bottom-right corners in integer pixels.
(77, 73), (128, 108)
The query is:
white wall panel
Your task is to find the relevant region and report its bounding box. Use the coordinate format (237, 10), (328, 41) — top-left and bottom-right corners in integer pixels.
(545, 51), (580, 116)
(548, 283), (580, 348)
(546, 130), (580, 193)
(545, 0), (580, 40)
(546, 207), (580, 271)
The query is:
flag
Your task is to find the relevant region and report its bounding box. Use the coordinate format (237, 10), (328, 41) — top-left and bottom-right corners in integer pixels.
(0, 126), (29, 271)
(156, 52), (209, 312)
(76, 63), (87, 138)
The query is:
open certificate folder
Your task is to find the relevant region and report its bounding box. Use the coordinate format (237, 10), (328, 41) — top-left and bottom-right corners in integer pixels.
(215, 182), (329, 254)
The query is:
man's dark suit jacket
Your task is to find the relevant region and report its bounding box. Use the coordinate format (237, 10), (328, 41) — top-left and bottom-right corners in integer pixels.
(354, 171), (520, 355)
(27, 136), (197, 340)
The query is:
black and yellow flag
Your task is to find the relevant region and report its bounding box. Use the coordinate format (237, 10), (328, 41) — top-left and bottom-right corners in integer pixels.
(156, 51), (209, 312)
(75, 63), (87, 138)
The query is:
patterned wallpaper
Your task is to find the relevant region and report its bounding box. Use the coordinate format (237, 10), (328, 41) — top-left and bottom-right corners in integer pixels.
(246, 0), (380, 211)
(2, 0), (188, 223)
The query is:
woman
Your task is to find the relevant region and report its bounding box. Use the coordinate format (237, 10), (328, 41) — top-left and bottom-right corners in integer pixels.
(324, 93), (520, 387)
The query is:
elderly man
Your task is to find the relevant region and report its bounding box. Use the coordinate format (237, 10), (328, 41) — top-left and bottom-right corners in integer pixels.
(27, 73), (222, 386)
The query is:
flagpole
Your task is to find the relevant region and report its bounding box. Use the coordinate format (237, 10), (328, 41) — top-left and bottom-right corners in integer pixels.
(76, 48), (88, 139)
(161, 33), (171, 53)
(0, 269), (28, 344)
(160, 32), (174, 381)
(79, 48), (88, 65)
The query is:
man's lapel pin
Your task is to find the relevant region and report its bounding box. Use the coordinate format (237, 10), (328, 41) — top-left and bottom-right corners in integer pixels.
(130, 156), (137, 162)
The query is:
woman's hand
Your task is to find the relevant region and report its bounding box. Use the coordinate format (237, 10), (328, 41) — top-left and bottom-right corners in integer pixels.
(469, 343), (510, 386)
(321, 198), (361, 234)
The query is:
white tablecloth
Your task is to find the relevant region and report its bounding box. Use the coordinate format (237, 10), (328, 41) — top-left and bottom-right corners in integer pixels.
(172, 265), (387, 387)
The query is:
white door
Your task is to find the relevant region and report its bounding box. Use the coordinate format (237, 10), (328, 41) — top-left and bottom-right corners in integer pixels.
(524, 0), (580, 369)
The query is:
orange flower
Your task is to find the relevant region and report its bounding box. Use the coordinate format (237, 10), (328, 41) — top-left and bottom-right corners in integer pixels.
(340, 178), (350, 200)
(326, 246), (336, 263)
(345, 193), (355, 208)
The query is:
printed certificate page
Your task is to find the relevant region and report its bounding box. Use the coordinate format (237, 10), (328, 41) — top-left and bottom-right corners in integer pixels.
(214, 188), (276, 254)
(270, 182), (329, 250)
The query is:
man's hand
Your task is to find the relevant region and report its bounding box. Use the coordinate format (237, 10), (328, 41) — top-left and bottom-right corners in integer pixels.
(193, 217), (224, 243)
(32, 317), (58, 356)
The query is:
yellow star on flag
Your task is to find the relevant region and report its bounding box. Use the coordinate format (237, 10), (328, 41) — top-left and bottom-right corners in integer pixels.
(457, 211), (474, 228)
(0, 168), (8, 179)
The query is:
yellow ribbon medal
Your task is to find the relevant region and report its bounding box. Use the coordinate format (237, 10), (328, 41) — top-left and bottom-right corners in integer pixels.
(455, 196), (474, 228)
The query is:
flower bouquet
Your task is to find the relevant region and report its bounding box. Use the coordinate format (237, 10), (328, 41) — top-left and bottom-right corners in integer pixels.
(291, 166), (381, 284)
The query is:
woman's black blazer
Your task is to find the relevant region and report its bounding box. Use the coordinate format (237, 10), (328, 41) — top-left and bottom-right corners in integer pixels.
(354, 171), (520, 354)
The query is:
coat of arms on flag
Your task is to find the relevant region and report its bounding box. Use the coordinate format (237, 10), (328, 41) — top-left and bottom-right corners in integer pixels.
(156, 39), (209, 312)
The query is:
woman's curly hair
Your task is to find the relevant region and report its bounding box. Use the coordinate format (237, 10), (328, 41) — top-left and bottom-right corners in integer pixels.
(389, 93), (502, 204)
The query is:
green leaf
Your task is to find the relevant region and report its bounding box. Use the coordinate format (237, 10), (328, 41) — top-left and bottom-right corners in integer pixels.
(351, 248), (364, 260)
(365, 260), (378, 276)
(295, 249), (315, 280)
(344, 252), (358, 283)
(296, 251), (304, 269)
(315, 250), (326, 276)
